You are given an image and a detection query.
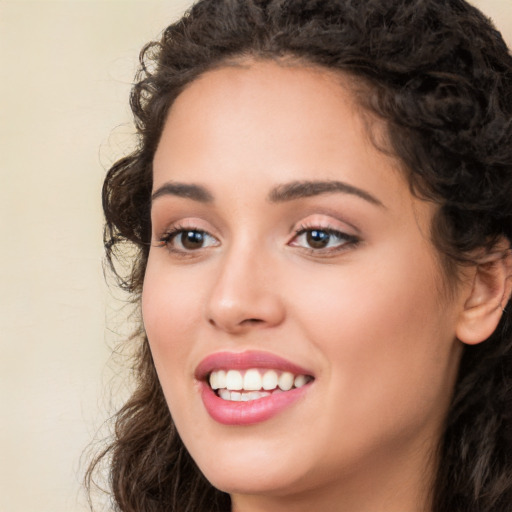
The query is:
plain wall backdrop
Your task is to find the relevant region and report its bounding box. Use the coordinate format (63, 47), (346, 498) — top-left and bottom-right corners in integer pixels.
(1, 1), (511, 511)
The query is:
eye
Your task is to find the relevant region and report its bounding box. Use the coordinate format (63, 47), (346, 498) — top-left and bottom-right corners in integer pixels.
(290, 227), (359, 252)
(159, 228), (219, 252)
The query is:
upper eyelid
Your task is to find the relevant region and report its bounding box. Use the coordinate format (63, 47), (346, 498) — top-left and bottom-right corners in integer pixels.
(154, 218), (218, 238)
(157, 227), (220, 255)
(294, 226), (350, 236)
(159, 226), (219, 243)
(291, 227), (358, 243)
(292, 217), (358, 235)
(153, 214), (359, 240)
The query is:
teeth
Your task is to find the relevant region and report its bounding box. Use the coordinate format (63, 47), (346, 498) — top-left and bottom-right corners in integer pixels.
(278, 372), (294, 391)
(243, 369), (262, 390)
(262, 370), (278, 390)
(217, 390), (272, 402)
(210, 370), (227, 390)
(216, 370), (226, 389)
(209, 371), (218, 390)
(225, 370), (243, 390)
(219, 389), (231, 400)
(294, 374), (307, 388)
(209, 368), (312, 398)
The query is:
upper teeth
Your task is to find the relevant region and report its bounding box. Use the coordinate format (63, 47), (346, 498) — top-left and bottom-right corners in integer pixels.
(209, 369), (311, 392)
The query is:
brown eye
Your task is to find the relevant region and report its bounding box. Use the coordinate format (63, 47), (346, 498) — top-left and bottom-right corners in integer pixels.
(180, 230), (207, 250)
(160, 228), (220, 253)
(290, 227), (359, 253)
(306, 230), (331, 249)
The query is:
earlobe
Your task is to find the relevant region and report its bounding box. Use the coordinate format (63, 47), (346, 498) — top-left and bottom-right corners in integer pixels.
(456, 248), (512, 345)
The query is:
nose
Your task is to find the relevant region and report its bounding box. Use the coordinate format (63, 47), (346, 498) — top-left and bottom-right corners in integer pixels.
(205, 244), (285, 334)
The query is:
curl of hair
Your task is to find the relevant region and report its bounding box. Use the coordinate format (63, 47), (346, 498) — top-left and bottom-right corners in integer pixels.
(88, 1), (512, 511)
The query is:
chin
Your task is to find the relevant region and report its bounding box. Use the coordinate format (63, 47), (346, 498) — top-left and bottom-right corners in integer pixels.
(184, 434), (314, 497)
(204, 464), (308, 498)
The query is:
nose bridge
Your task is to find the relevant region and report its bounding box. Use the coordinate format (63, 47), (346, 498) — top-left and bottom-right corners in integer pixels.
(205, 235), (284, 333)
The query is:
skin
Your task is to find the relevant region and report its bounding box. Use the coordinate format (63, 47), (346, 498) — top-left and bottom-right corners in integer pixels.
(142, 61), (474, 511)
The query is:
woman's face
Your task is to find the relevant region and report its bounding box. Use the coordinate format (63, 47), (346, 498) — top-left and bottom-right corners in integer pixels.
(143, 62), (467, 509)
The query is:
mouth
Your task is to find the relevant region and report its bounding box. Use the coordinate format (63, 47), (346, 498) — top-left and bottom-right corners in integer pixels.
(209, 368), (313, 402)
(196, 351), (315, 425)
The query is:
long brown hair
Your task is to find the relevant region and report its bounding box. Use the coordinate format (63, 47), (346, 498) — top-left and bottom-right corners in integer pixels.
(88, 1), (512, 510)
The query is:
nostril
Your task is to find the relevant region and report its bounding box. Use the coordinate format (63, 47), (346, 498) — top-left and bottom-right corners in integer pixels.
(208, 317), (264, 331)
(243, 318), (264, 325)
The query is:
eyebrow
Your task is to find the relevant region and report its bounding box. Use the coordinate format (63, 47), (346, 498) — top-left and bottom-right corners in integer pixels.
(267, 180), (384, 207)
(151, 182), (214, 203)
(151, 179), (383, 208)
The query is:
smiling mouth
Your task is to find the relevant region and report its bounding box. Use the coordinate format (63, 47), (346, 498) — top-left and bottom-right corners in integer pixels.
(209, 368), (314, 402)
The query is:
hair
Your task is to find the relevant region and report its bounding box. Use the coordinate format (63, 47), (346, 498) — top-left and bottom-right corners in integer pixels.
(87, 1), (512, 511)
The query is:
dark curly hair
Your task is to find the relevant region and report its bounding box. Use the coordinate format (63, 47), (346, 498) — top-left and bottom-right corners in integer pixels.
(87, 1), (512, 511)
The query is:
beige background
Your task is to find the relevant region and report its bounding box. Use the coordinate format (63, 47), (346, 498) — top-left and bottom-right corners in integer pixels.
(1, 1), (511, 511)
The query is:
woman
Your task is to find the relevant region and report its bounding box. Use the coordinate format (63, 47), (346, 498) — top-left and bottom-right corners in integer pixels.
(89, 0), (512, 510)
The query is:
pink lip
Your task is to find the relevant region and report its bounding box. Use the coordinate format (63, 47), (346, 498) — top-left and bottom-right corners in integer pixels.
(195, 351), (314, 426)
(195, 350), (313, 380)
(200, 383), (310, 425)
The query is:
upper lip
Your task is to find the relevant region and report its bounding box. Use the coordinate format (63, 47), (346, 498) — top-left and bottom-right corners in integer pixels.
(195, 350), (314, 381)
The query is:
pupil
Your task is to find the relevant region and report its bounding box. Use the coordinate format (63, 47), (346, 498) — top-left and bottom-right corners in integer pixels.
(307, 230), (329, 249)
(182, 231), (204, 249)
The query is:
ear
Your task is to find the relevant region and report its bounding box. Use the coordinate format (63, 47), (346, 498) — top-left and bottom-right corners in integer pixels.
(456, 246), (512, 345)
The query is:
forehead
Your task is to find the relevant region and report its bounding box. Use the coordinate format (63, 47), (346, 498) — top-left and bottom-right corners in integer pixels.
(152, 60), (405, 203)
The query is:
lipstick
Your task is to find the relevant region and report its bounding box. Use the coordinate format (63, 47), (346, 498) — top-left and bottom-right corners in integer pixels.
(196, 351), (314, 426)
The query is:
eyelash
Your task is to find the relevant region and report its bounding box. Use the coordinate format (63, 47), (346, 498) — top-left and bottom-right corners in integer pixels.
(156, 224), (359, 256)
(157, 225), (219, 255)
(291, 224), (360, 255)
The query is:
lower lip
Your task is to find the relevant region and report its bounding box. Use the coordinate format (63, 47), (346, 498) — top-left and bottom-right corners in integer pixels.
(199, 382), (310, 426)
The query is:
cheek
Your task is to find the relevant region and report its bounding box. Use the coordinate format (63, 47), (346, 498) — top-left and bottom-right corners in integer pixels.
(293, 249), (444, 344)
(141, 255), (207, 390)
(290, 244), (457, 434)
